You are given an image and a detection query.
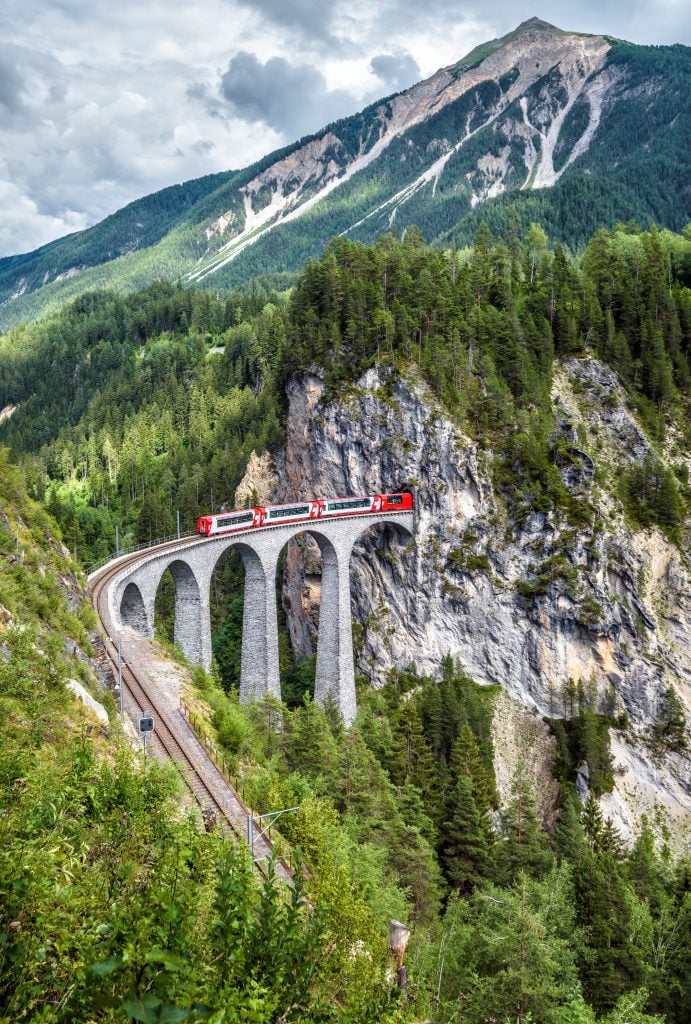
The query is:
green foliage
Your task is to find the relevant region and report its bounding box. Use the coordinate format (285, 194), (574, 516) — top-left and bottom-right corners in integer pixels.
(282, 654), (317, 707)
(0, 283), (289, 568)
(446, 548), (491, 574)
(0, 458), (408, 1024)
(651, 685), (687, 751)
(621, 457), (683, 536)
(516, 554), (580, 599)
(207, 851), (327, 1021)
(2, 447), (690, 1023)
(280, 225), (689, 530)
(548, 677), (616, 797)
(417, 867), (582, 1024)
(496, 765), (556, 884)
(440, 773), (494, 892)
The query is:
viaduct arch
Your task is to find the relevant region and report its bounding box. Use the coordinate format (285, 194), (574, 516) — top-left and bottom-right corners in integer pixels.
(110, 511), (414, 725)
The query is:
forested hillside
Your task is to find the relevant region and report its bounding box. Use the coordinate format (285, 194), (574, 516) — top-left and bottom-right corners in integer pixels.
(1, 219), (690, 1021)
(0, 170), (235, 303)
(2, 221), (688, 564)
(0, 451), (414, 1022)
(2, 444), (689, 1023)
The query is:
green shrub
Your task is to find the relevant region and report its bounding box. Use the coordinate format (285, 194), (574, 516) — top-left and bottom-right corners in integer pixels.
(214, 701), (250, 753)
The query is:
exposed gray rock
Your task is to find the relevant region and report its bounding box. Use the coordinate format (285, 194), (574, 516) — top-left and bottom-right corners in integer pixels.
(234, 450), (278, 508)
(64, 638), (89, 662)
(66, 679), (109, 726)
(278, 362), (690, 836)
(575, 761), (590, 800)
(557, 446), (595, 493)
(563, 357), (650, 461)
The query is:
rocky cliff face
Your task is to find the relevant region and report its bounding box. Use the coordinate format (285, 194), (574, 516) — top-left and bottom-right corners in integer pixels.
(278, 363), (690, 842)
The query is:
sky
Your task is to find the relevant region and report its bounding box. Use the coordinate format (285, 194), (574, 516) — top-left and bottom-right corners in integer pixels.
(2, 0), (690, 258)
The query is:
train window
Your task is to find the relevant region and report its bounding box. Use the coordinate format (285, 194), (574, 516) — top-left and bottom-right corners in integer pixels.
(216, 512), (253, 527)
(327, 498), (371, 511)
(268, 505), (310, 518)
(387, 495), (403, 505)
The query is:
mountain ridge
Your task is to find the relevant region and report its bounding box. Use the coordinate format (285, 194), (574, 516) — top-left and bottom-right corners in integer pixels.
(1, 19), (689, 329)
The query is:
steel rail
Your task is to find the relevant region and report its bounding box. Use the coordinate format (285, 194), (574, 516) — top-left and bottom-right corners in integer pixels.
(89, 509), (413, 878)
(90, 547), (287, 879)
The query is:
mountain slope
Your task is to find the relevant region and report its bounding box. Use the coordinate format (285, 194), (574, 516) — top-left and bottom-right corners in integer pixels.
(0, 170), (234, 302)
(1, 19), (690, 329)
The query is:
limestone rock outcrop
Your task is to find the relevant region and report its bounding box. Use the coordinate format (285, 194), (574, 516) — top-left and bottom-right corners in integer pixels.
(234, 450), (279, 508)
(279, 361), (690, 842)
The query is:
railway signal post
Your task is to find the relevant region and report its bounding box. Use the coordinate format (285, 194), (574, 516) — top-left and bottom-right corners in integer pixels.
(139, 713), (155, 755)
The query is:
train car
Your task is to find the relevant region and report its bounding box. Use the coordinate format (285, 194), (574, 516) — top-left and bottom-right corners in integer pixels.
(320, 492), (413, 517)
(197, 491), (413, 537)
(262, 499), (323, 525)
(196, 507), (263, 536)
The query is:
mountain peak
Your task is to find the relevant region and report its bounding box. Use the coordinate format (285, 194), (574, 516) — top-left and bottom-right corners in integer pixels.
(1, 18), (689, 327)
(515, 16), (559, 32)
(452, 16), (576, 71)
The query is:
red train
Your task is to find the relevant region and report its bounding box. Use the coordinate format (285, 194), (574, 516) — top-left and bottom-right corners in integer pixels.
(197, 492), (413, 537)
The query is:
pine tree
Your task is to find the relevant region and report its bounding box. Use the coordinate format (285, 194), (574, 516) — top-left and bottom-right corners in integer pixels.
(497, 765), (554, 884)
(555, 793), (587, 865)
(652, 685), (687, 750)
(440, 774), (493, 893)
(449, 723), (496, 815)
(395, 776), (435, 841)
(574, 799), (644, 1011)
(285, 696), (339, 787)
(391, 702), (438, 798)
(627, 815), (668, 914)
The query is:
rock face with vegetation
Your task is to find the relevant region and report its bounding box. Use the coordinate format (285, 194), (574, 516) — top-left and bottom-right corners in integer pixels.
(1, 221), (687, 844)
(280, 360), (690, 840)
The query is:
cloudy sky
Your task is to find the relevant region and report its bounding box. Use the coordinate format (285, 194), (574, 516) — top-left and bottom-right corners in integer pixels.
(2, 0), (689, 257)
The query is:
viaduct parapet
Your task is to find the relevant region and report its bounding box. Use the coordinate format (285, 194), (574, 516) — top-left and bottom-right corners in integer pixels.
(102, 512), (414, 725)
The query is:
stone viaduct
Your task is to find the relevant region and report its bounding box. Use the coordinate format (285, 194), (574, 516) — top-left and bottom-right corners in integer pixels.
(107, 511), (414, 725)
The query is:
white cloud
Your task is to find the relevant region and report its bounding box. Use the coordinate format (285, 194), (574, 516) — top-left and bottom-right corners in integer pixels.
(0, 180), (88, 257)
(220, 51), (357, 136)
(370, 51), (421, 92)
(1, 0), (689, 257)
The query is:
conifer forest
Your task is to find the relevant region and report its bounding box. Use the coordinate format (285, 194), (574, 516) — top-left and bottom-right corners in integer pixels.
(0, 216), (688, 1022)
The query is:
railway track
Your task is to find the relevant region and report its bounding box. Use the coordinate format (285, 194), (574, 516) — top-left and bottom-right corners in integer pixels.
(90, 545), (292, 882)
(89, 509), (413, 880)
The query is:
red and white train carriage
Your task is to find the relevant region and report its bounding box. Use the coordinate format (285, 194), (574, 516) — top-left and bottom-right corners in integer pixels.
(196, 491), (413, 537)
